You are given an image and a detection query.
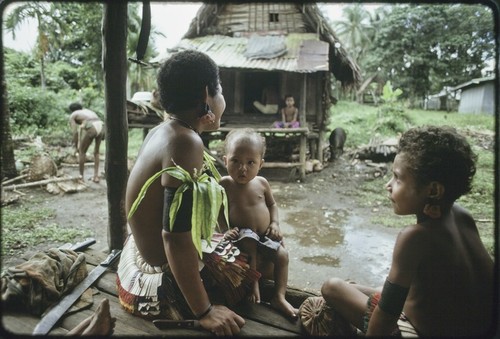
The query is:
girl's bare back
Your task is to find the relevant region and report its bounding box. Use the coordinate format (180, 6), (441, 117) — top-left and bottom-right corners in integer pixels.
(402, 205), (493, 335)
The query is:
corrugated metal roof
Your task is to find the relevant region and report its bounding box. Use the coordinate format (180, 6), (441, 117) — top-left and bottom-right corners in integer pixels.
(451, 76), (496, 91)
(172, 33), (329, 73)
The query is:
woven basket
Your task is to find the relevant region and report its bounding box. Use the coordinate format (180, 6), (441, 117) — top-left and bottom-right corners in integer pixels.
(28, 154), (57, 181)
(299, 296), (357, 336)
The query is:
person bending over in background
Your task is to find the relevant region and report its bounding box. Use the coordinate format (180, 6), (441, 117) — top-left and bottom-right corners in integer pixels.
(68, 103), (104, 183)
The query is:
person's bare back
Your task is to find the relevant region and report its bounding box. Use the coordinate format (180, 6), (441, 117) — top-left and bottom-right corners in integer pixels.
(402, 204), (493, 336)
(126, 121), (204, 266)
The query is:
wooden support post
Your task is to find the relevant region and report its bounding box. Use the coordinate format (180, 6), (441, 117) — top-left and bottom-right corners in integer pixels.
(300, 74), (307, 128)
(299, 133), (306, 180)
(299, 74), (307, 179)
(234, 71), (243, 114)
(103, 2), (128, 251)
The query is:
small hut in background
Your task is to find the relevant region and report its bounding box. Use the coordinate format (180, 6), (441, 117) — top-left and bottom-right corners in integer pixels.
(160, 3), (360, 165)
(452, 76), (495, 115)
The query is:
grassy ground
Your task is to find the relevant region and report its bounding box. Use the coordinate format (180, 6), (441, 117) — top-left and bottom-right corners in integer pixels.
(327, 101), (496, 255)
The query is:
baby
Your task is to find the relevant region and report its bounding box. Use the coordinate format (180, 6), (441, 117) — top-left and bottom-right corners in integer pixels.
(219, 128), (298, 318)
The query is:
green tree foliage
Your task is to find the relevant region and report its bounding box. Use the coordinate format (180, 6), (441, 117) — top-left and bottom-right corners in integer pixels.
(329, 4), (388, 78)
(4, 47), (99, 132)
(365, 4), (495, 101)
(127, 3), (163, 94)
(4, 2), (63, 89)
(333, 4), (373, 63)
(4, 2), (164, 135)
(47, 2), (104, 91)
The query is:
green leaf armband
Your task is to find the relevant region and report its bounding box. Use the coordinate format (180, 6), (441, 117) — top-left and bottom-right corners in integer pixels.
(378, 279), (409, 317)
(128, 151), (228, 259)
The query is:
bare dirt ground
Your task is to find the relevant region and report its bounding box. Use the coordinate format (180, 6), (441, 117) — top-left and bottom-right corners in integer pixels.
(2, 154), (398, 295)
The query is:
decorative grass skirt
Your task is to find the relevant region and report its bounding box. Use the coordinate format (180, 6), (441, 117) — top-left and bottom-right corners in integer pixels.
(116, 235), (193, 320)
(116, 233), (261, 319)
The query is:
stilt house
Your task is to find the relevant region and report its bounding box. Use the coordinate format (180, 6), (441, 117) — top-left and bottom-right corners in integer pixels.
(159, 3), (361, 176)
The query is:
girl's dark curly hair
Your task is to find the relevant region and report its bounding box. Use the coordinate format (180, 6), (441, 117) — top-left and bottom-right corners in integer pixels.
(157, 50), (220, 114)
(398, 125), (477, 203)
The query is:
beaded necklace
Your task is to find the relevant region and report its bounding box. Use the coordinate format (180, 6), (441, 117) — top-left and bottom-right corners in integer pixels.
(170, 116), (199, 134)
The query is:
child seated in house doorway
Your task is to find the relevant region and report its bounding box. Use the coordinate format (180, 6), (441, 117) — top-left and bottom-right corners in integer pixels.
(218, 128), (299, 319)
(273, 94), (300, 128)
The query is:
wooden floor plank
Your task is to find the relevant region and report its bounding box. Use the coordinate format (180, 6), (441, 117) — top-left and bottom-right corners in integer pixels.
(234, 301), (304, 334)
(2, 312), (67, 336)
(2, 247), (316, 336)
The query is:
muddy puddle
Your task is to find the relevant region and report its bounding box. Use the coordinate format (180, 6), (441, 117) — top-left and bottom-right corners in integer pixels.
(272, 182), (399, 294)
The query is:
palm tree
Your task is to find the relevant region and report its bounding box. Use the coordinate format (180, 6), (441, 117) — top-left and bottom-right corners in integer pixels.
(4, 2), (66, 89)
(333, 4), (374, 65)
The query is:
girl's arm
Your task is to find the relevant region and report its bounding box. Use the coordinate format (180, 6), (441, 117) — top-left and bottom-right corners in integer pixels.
(367, 226), (423, 335)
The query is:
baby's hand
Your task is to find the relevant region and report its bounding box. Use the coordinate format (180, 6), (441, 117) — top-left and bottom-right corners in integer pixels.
(224, 228), (239, 241)
(265, 223), (282, 241)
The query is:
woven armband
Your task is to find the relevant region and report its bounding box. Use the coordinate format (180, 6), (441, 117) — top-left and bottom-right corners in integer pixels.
(378, 279), (409, 316)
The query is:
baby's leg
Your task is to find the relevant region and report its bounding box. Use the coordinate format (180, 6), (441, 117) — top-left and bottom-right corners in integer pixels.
(270, 246), (298, 318)
(237, 238), (260, 303)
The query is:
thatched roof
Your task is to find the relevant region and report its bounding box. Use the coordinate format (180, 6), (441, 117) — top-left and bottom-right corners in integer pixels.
(178, 3), (361, 88)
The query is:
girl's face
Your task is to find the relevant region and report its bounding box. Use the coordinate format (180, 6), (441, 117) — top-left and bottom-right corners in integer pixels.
(224, 140), (263, 185)
(385, 153), (428, 216)
(206, 83), (226, 130)
(285, 97), (295, 107)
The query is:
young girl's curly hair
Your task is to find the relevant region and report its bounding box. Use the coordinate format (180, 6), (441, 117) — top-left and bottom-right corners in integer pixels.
(398, 125), (477, 203)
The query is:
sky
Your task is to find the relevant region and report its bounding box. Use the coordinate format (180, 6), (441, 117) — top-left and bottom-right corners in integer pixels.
(2, 2), (373, 53)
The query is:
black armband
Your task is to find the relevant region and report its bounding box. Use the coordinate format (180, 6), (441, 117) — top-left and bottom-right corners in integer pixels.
(163, 187), (193, 233)
(378, 279), (409, 316)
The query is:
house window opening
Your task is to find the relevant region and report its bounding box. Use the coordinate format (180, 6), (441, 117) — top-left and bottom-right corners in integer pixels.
(269, 13), (279, 23)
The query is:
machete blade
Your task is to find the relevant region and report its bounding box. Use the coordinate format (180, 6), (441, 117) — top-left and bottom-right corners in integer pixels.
(32, 249), (121, 335)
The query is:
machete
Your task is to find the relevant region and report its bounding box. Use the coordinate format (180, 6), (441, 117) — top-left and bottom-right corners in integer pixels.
(32, 249), (121, 335)
(61, 238), (96, 251)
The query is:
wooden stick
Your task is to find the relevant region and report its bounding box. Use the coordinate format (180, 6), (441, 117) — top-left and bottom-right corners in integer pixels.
(60, 162), (95, 167)
(2, 176), (80, 191)
(1, 174), (29, 185)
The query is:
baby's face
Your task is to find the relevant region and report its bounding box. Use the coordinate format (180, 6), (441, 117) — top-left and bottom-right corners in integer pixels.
(224, 141), (263, 184)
